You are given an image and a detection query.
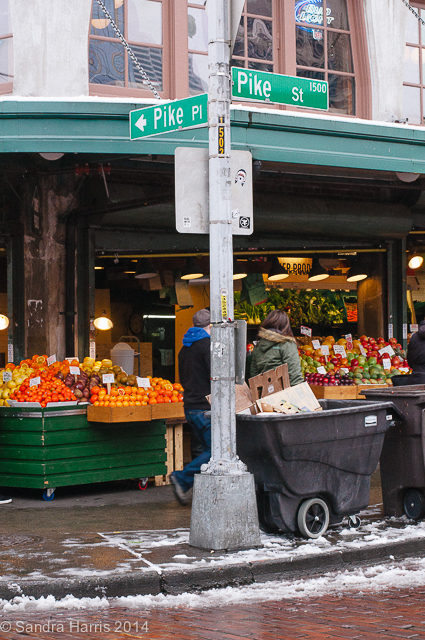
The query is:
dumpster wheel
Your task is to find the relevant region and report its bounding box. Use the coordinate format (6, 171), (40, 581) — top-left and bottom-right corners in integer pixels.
(347, 515), (361, 529)
(403, 488), (425, 520)
(297, 498), (330, 539)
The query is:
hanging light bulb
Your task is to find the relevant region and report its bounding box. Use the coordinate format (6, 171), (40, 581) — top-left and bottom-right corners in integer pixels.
(308, 258), (329, 282)
(181, 258), (203, 280)
(233, 258), (248, 280)
(267, 257), (289, 282)
(346, 263), (368, 282)
(408, 254), (424, 270)
(0, 314), (9, 330)
(134, 258), (158, 279)
(93, 312), (113, 330)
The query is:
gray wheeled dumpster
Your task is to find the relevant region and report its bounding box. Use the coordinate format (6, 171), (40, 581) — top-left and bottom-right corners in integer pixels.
(236, 399), (398, 538)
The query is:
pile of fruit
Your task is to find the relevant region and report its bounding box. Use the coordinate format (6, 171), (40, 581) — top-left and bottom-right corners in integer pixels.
(299, 335), (410, 387)
(90, 378), (184, 407)
(0, 354), (184, 408)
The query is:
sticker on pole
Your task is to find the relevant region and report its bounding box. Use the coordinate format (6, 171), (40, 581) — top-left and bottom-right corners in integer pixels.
(221, 289), (228, 320)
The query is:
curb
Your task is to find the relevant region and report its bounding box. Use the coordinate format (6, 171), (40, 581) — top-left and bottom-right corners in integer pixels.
(2, 536), (425, 601)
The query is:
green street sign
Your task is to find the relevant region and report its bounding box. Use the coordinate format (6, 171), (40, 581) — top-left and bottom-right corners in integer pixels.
(130, 93), (208, 140)
(231, 67), (328, 111)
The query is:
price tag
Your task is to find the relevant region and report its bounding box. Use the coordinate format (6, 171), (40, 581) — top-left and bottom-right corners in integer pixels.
(137, 377), (151, 388)
(410, 324), (418, 333)
(403, 324), (408, 340)
(30, 377), (41, 387)
(317, 366), (327, 374)
(382, 358), (392, 370)
(399, 367), (410, 373)
(2, 371), (12, 382)
(300, 326), (312, 337)
(70, 366), (80, 376)
(312, 340), (320, 350)
(320, 345), (330, 356)
(345, 334), (353, 350)
(102, 374), (115, 384)
(333, 345), (347, 358)
(359, 345), (367, 357)
(47, 354), (56, 366)
(388, 324), (394, 339)
(7, 344), (13, 363)
(89, 341), (96, 360)
(340, 368), (349, 374)
(379, 346), (395, 357)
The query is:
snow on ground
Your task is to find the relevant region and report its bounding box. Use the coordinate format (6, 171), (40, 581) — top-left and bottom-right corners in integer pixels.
(3, 557), (425, 613)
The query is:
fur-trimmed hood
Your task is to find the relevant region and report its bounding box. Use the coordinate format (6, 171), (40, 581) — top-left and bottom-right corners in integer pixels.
(257, 328), (297, 346)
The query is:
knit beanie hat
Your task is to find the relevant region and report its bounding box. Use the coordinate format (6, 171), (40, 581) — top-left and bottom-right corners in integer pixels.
(193, 309), (210, 327)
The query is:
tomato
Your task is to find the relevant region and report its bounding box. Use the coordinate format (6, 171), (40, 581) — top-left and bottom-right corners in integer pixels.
(90, 395), (98, 404)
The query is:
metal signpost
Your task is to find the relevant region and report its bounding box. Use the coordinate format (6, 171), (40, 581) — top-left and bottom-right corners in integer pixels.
(129, 94), (208, 140)
(232, 67), (329, 110)
(189, 0), (261, 551)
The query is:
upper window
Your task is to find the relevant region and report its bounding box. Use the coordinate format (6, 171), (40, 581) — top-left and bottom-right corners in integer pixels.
(403, 4), (425, 124)
(0, 0), (12, 91)
(89, 0), (164, 95)
(188, 1), (208, 95)
(295, 0), (355, 115)
(233, 0), (274, 73)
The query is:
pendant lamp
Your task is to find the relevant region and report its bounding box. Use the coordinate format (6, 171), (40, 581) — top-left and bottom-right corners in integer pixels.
(181, 258), (203, 280)
(135, 258), (158, 279)
(346, 264), (368, 282)
(267, 257), (289, 281)
(308, 258), (329, 282)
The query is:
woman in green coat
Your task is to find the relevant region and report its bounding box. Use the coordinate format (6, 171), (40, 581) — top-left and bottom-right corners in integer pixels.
(250, 309), (304, 386)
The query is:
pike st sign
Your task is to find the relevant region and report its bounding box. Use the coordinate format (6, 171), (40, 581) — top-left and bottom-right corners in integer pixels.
(231, 67), (328, 111)
(129, 93), (208, 140)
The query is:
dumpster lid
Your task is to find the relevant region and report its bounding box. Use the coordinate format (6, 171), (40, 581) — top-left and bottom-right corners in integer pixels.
(236, 399), (402, 421)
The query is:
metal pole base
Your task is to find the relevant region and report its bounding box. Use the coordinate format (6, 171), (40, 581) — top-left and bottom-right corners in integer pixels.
(189, 473), (262, 551)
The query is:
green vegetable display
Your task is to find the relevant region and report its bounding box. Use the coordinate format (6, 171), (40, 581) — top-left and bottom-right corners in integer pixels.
(234, 289), (344, 327)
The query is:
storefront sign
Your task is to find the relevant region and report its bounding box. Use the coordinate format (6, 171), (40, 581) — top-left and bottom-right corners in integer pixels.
(280, 258), (312, 277)
(232, 67), (328, 110)
(295, 1), (335, 27)
(47, 354), (56, 366)
(300, 325), (312, 337)
(130, 93), (208, 140)
(333, 345), (346, 358)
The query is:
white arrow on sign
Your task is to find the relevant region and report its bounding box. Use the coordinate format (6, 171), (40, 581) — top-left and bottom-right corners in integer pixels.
(136, 114), (147, 132)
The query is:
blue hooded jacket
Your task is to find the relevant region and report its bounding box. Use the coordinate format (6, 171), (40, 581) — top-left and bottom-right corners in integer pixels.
(182, 327), (210, 347)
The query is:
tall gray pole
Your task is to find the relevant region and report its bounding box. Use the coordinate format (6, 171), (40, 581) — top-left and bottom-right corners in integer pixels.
(189, 0), (261, 552)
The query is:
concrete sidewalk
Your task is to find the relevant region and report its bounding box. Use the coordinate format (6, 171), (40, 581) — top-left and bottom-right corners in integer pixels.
(1, 472), (425, 601)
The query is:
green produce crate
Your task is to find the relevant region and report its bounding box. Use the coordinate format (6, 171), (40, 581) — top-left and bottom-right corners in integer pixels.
(0, 406), (167, 495)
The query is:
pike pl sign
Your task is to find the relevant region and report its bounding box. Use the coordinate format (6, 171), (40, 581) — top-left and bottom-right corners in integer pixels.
(231, 67), (328, 110)
(130, 93), (208, 140)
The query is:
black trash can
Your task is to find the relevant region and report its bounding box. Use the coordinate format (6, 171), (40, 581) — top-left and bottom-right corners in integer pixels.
(363, 386), (425, 519)
(236, 399), (397, 538)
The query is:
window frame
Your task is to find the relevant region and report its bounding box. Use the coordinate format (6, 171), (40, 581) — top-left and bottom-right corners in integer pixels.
(402, 2), (425, 125)
(0, 29), (13, 95)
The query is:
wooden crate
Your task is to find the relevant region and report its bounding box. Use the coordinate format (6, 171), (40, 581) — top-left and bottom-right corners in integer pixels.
(309, 385), (358, 400)
(357, 384), (389, 399)
(87, 405), (151, 423)
(155, 417), (185, 487)
(151, 403), (185, 420)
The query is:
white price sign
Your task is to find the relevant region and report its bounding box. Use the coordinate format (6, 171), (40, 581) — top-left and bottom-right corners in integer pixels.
(137, 377), (151, 388)
(317, 366), (327, 374)
(47, 354), (57, 366)
(333, 345), (347, 358)
(320, 345), (330, 356)
(300, 325), (312, 337)
(2, 371), (12, 382)
(340, 368), (349, 374)
(345, 334), (353, 350)
(7, 344), (13, 363)
(382, 358), (392, 370)
(399, 367), (410, 373)
(90, 341), (96, 359)
(30, 377), (41, 387)
(359, 345), (367, 357)
(410, 324), (418, 333)
(102, 374), (115, 384)
(403, 324), (408, 340)
(312, 340), (320, 350)
(379, 346), (395, 357)
(69, 367), (80, 376)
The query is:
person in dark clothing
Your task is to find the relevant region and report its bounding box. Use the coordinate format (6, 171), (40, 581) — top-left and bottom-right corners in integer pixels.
(407, 320), (425, 384)
(171, 308), (211, 505)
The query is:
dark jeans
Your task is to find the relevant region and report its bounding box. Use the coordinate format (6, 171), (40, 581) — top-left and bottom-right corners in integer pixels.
(173, 409), (211, 492)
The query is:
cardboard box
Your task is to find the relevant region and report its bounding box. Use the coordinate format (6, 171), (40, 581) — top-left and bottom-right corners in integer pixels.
(207, 382), (256, 415)
(87, 405), (152, 423)
(151, 403), (185, 420)
(256, 382), (321, 414)
(248, 364), (290, 402)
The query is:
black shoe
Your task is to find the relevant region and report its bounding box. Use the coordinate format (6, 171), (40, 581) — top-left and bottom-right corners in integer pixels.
(170, 474), (190, 506)
(0, 495), (12, 504)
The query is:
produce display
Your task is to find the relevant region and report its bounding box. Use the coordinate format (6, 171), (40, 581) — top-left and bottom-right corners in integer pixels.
(299, 335), (409, 387)
(0, 355), (184, 408)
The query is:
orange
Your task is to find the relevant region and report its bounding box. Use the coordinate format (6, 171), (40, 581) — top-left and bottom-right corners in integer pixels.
(129, 400), (136, 406)
(125, 387), (132, 396)
(157, 396), (164, 403)
(171, 396), (179, 402)
(148, 398), (157, 404)
(123, 400), (129, 407)
(109, 401), (116, 407)
(116, 401), (123, 407)
(135, 401), (141, 406)
(110, 388), (118, 397)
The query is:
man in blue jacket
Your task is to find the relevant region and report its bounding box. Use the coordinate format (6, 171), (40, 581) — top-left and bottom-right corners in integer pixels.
(171, 309), (211, 505)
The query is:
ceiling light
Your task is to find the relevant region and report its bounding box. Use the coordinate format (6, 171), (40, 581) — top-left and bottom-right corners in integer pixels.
(233, 258), (248, 280)
(308, 258), (329, 282)
(0, 314), (9, 330)
(408, 254), (424, 269)
(135, 258), (158, 279)
(267, 257), (289, 281)
(181, 258), (203, 280)
(94, 266), (104, 270)
(346, 263), (368, 282)
(93, 312), (113, 330)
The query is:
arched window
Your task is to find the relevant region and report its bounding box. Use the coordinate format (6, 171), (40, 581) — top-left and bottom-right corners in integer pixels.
(89, 0), (166, 97)
(403, 3), (425, 124)
(0, 0), (13, 93)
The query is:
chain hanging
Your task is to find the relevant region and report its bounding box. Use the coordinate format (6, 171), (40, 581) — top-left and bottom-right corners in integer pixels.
(401, 0), (425, 27)
(94, 0), (161, 99)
